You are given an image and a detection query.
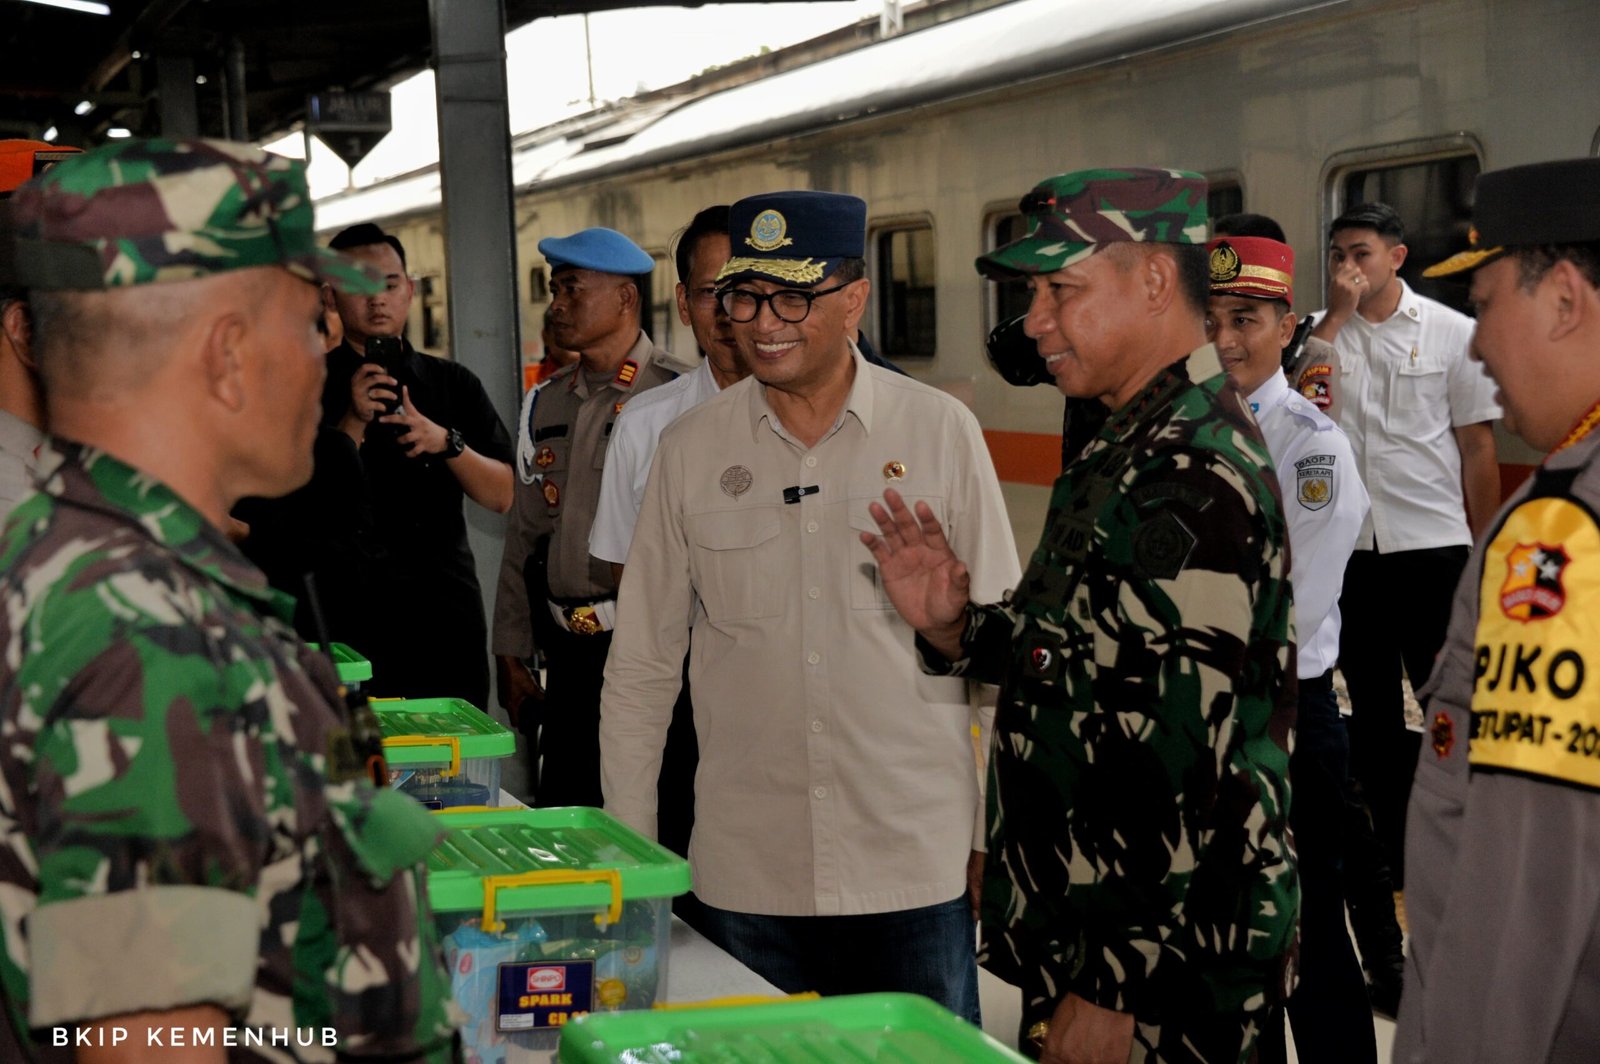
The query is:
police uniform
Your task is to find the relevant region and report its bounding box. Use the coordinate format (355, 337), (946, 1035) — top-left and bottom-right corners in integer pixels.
(1209, 235), (1374, 1063)
(491, 229), (679, 808)
(1397, 157), (1600, 1063)
(961, 171), (1297, 1063)
(1288, 334), (1342, 422)
(0, 140), (454, 1063)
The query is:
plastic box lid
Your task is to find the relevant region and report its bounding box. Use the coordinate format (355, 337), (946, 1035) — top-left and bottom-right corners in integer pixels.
(557, 992), (1029, 1063)
(427, 806), (692, 921)
(308, 642), (373, 683)
(371, 697), (515, 768)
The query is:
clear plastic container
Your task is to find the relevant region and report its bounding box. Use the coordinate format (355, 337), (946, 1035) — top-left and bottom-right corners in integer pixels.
(427, 807), (692, 1062)
(308, 641), (373, 686)
(371, 697), (515, 808)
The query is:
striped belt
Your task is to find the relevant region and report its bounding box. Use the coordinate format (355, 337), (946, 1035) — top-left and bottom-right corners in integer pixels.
(548, 598), (617, 636)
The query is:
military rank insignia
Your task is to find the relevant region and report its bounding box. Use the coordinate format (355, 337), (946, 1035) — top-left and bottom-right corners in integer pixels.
(536, 446), (556, 469)
(543, 481), (560, 507)
(1294, 453), (1335, 511)
(614, 360), (638, 386)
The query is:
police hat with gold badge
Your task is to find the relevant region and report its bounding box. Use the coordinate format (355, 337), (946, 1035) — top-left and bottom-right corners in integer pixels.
(1426, 157), (1600, 278)
(716, 190), (866, 288)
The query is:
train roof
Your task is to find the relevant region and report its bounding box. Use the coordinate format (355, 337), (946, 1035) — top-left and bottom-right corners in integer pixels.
(314, 0), (1338, 233)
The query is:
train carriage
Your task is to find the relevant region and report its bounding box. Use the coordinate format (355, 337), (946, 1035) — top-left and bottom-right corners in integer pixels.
(315, 0), (1600, 546)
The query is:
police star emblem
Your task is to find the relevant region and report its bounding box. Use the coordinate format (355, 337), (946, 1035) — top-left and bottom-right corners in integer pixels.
(1500, 542), (1570, 621)
(1430, 711), (1455, 760)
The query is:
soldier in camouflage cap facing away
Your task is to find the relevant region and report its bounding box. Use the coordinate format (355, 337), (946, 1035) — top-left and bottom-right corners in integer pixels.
(864, 168), (1298, 1063)
(0, 139), (457, 1062)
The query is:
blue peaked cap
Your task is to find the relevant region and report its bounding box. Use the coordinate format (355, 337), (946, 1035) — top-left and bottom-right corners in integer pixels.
(538, 227), (653, 275)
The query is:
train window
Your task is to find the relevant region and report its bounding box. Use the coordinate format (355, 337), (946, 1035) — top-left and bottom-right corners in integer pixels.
(985, 211), (1032, 332)
(1207, 180), (1243, 226)
(647, 253), (675, 352)
(874, 223), (937, 359)
(419, 275), (447, 351)
(1332, 152), (1481, 314)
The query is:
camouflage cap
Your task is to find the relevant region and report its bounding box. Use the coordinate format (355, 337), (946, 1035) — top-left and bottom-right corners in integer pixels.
(9, 137), (382, 294)
(976, 168), (1209, 279)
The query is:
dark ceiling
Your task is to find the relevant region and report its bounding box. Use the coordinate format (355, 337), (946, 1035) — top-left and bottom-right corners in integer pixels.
(0, 0), (814, 148)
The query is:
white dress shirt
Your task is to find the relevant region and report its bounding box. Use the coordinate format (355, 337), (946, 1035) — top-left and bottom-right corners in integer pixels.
(0, 409), (43, 530)
(1249, 372), (1369, 678)
(600, 347), (1020, 917)
(590, 358), (723, 566)
(1318, 281), (1499, 552)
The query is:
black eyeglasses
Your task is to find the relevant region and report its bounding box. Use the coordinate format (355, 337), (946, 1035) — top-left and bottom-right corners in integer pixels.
(719, 281), (851, 324)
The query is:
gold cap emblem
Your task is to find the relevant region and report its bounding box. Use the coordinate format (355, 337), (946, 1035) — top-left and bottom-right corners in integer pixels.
(746, 209), (793, 252)
(1208, 242), (1241, 283)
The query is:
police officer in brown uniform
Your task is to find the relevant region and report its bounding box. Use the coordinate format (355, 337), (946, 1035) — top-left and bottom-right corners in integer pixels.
(493, 227), (681, 807)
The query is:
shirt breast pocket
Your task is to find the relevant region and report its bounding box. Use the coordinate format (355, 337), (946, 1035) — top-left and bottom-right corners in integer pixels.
(846, 495), (945, 610)
(686, 507), (785, 622)
(1390, 359), (1449, 434)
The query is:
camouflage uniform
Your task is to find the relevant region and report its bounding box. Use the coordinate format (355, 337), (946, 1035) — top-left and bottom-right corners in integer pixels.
(0, 140), (457, 1061)
(927, 346), (1297, 1059)
(959, 170), (1298, 1063)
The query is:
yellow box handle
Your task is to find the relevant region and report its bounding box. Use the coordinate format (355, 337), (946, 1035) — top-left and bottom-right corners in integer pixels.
(480, 868), (623, 932)
(384, 734), (461, 778)
(652, 992), (821, 1011)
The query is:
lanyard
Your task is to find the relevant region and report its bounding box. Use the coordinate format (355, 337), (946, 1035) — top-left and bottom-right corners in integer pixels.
(1552, 397), (1600, 456)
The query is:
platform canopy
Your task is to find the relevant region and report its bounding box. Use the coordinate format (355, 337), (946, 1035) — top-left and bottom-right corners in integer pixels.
(0, 0), (828, 146)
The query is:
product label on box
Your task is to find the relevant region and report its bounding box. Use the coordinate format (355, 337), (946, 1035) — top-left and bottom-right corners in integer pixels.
(494, 959), (593, 1032)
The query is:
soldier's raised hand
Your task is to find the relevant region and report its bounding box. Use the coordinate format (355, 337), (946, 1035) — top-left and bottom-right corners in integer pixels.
(860, 488), (971, 660)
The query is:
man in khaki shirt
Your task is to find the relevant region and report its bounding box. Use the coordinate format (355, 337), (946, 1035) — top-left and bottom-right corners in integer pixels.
(600, 191), (1019, 1021)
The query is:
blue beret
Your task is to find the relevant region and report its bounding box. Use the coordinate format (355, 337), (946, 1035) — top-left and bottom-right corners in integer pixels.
(537, 227), (653, 275)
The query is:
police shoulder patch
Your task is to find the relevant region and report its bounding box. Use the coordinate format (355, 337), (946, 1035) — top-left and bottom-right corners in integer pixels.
(1470, 495), (1600, 789)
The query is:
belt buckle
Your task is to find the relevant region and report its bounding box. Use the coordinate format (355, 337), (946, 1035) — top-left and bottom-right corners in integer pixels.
(568, 605), (602, 636)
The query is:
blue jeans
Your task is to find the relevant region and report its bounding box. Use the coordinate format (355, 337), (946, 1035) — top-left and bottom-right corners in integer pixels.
(697, 895), (982, 1024)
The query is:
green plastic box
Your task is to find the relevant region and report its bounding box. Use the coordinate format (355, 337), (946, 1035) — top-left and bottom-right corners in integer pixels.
(371, 697), (515, 808)
(557, 991), (1029, 1063)
(427, 806), (692, 1063)
(308, 641), (373, 685)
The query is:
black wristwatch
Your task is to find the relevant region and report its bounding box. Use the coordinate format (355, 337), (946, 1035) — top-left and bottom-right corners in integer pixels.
(441, 426), (465, 459)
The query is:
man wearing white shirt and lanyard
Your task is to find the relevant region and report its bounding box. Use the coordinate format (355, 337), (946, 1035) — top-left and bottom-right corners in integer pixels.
(590, 204), (745, 909)
(1207, 234), (1375, 1063)
(1310, 202), (1500, 889)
